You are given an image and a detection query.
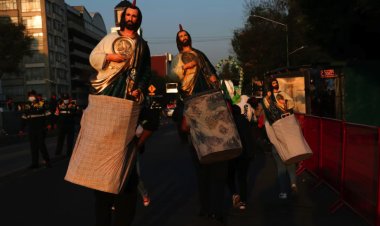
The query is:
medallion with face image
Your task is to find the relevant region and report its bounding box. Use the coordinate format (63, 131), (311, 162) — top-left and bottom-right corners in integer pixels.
(113, 37), (136, 66)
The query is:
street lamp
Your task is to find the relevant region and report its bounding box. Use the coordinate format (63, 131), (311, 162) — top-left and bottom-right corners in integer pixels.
(289, 45), (306, 56)
(252, 14), (289, 67)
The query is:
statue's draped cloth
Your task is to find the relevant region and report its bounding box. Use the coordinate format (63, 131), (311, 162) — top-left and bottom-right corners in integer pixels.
(65, 95), (141, 194)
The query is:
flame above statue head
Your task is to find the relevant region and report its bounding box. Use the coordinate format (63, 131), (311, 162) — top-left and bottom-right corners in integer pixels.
(179, 24), (183, 31)
(132, 0), (136, 6)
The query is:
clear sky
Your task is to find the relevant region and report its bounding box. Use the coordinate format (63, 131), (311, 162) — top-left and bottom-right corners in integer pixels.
(65, 0), (248, 65)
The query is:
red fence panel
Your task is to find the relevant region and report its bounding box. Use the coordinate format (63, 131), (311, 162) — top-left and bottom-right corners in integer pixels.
(301, 116), (320, 174)
(320, 118), (343, 192)
(342, 123), (379, 225)
(299, 115), (380, 225)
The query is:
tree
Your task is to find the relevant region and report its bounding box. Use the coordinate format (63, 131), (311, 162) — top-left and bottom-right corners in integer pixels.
(232, 3), (288, 78)
(231, 0), (336, 78)
(0, 17), (32, 79)
(295, 0), (380, 61)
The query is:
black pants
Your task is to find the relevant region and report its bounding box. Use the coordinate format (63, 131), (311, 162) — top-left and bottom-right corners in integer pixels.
(94, 170), (138, 226)
(28, 127), (50, 166)
(55, 124), (75, 156)
(190, 147), (228, 217)
(227, 156), (251, 202)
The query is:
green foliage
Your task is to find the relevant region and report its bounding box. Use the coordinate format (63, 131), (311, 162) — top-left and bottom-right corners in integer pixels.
(232, 0), (380, 79)
(220, 62), (240, 81)
(296, 0), (380, 61)
(232, 1), (290, 79)
(0, 17), (32, 78)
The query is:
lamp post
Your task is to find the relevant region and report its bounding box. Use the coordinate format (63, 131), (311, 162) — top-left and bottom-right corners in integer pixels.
(289, 45), (306, 56)
(252, 15), (289, 67)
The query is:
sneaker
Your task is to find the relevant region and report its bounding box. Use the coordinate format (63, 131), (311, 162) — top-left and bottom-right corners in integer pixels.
(232, 194), (241, 208)
(279, 192), (288, 199)
(238, 202), (247, 210)
(143, 194), (150, 207)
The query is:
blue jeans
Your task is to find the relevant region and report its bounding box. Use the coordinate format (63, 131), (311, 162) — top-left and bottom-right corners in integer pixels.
(271, 146), (296, 193)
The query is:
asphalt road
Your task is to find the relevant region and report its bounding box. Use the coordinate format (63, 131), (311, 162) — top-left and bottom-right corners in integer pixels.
(0, 121), (370, 226)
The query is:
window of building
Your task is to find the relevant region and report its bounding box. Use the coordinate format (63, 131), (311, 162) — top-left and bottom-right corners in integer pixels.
(21, 0), (41, 12)
(46, 18), (52, 30)
(53, 19), (62, 32)
(48, 50), (54, 59)
(48, 34), (54, 48)
(3, 86), (24, 101)
(10, 16), (18, 24)
(0, 0), (17, 10)
(0, 16), (18, 24)
(30, 32), (43, 50)
(57, 68), (67, 80)
(52, 3), (62, 16)
(25, 67), (45, 81)
(24, 50), (45, 63)
(23, 15), (42, 29)
(46, 1), (52, 14)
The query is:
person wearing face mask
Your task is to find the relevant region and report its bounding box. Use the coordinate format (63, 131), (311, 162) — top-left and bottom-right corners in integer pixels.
(54, 94), (78, 157)
(19, 90), (52, 169)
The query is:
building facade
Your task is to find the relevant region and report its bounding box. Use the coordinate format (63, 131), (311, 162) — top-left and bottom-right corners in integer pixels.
(0, 0), (70, 102)
(66, 5), (106, 107)
(0, 0), (106, 105)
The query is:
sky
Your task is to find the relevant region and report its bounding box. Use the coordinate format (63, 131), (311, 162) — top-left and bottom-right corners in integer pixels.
(65, 0), (249, 65)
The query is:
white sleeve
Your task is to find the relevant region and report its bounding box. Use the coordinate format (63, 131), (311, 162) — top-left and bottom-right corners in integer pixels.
(89, 35), (110, 71)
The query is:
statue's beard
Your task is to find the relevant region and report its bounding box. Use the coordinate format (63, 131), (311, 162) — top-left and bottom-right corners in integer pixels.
(179, 39), (191, 48)
(126, 21), (139, 31)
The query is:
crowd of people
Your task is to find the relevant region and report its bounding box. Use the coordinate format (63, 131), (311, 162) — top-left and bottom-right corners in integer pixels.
(12, 1), (313, 225)
(18, 90), (81, 169)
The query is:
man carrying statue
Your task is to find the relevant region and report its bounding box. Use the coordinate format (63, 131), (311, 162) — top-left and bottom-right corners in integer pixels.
(170, 24), (242, 225)
(64, 1), (151, 225)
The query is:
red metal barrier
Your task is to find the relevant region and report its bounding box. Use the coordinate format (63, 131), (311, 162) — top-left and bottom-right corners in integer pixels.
(319, 118), (343, 192)
(299, 115), (380, 225)
(301, 116), (321, 174)
(341, 123), (379, 225)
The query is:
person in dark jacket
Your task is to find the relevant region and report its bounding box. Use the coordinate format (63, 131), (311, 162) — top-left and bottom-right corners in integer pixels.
(227, 104), (254, 210)
(19, 90), (52, 169)
(54, 94), (78, 157)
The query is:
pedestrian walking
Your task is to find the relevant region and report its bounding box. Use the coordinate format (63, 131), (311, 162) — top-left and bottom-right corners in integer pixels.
(228, 104), (254, 210)
(262, 78), (312, 199)
(134, 96), (161, 207)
